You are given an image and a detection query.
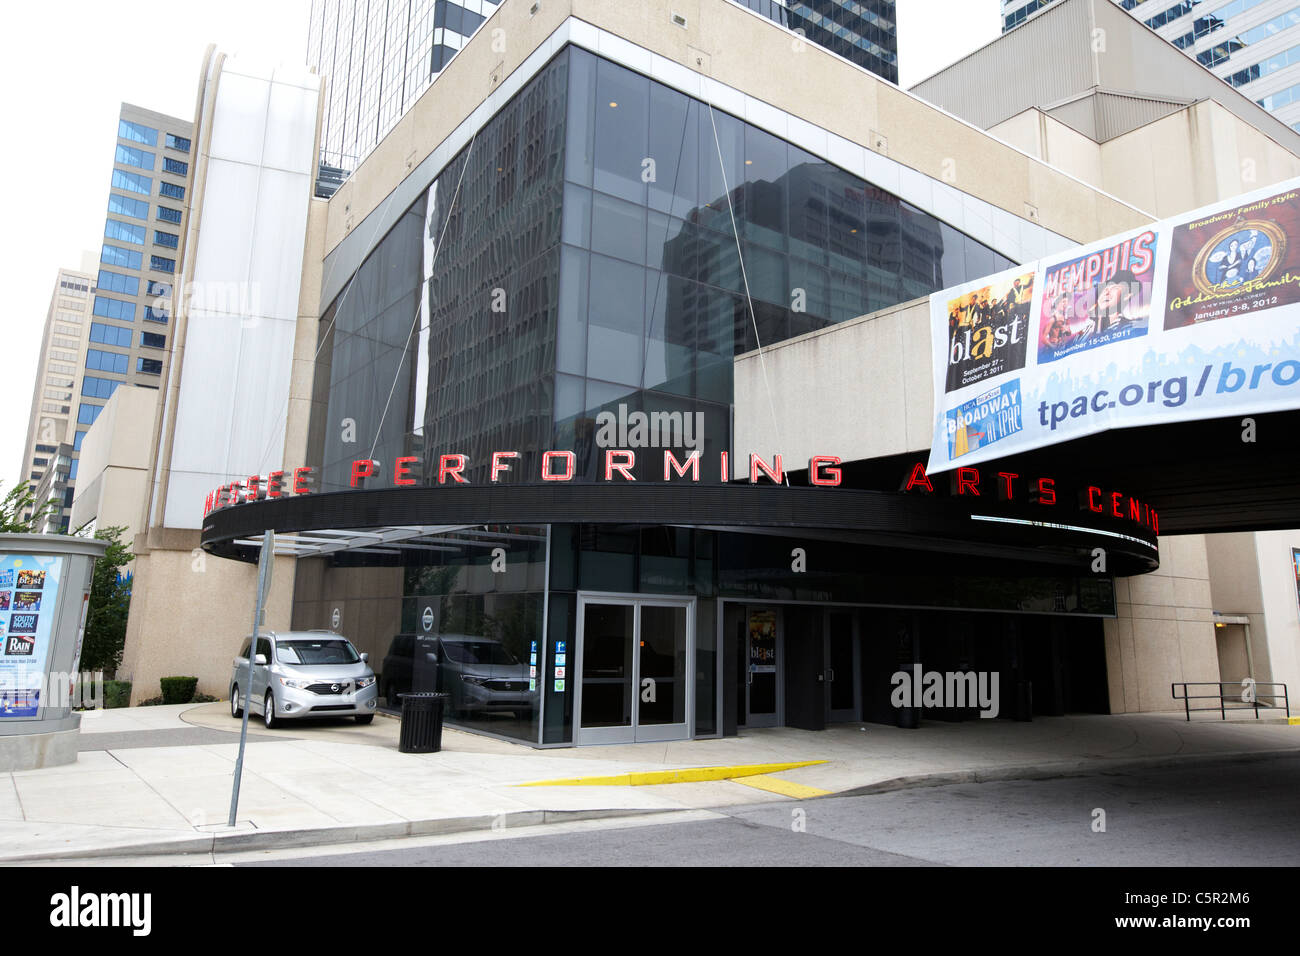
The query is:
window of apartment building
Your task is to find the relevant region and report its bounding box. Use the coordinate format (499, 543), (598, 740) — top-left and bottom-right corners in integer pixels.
(52, 336), (79, 350)
(115, 144), (155, 170)
(59, 278), (88, 295)
(153, 230), (179, 248)
(56, 311), (82, 325)
(104, 218), (146, 245)
(159, 182), (185, 200)
(156, 205), (182, 224)
(86, 349), (130, 375)
(141, 331), (166, 349)
(43, 387), (72, 400)
(118, 119), (158, 146)
(108, 193), (150, 220)
(54, 324), (79, 337)
(57, 297), (82, 311)
(81, 376), (121, 400)
(51, 350), (76, 362)
(32, 458), (48, 467)
(112, 169), (153, 196)
(101, 244), (143, 270)
(144, 305), (169, 323)
(137, 357), (163, 375)
(73, 430), (87, 451)
(92, 296), (136, 321)
(29, 472), (40, 482)
(77, 404), (102, 426)
(146, 279), (171, 298)
(47, 362), (74, 375)
(90, 322), (133, 347)
(45, 375), (73, 388)
(165, 133), (191, 152)
(97, 269), (140, 296)
(162, 157), (188, 176)
(150, 255), (176, 273)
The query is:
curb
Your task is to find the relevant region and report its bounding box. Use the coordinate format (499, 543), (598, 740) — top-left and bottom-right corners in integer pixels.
(830, 748), (1300, 798)
(0, 806), (683, 864)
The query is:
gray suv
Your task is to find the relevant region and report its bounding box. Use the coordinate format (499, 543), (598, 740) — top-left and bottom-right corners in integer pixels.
(230, 630), (379, 729)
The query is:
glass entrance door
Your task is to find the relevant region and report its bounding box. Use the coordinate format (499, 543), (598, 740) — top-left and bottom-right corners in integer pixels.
(825, 610), (860, 723)
(576, 596), (693, 744)
(745, 608), (779, 728)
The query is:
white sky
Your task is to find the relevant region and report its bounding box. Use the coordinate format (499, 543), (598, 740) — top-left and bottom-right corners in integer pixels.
(0, 0), (997, 488)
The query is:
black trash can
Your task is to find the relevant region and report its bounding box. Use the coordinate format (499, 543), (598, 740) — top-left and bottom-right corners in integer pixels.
(398, 692), (449, 753)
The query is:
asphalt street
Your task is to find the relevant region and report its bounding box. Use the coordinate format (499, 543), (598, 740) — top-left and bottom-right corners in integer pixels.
(242, 754), (1300, 867)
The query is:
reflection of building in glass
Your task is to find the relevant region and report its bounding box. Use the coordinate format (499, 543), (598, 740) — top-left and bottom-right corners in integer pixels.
(733, 0), (898, 83)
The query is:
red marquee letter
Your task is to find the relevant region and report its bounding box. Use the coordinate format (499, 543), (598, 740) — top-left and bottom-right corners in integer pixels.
(267, 471), (284, 498)
(293, 467), (314, 495)
(1035, 477), (1056, 506)
(438, 454), (468, 484)
(903, 462), (933, 493)
(605, 450), (636, 481)
(664, 450), (699, 481)
(809, 456), (842, 486)
(394, 456), (418, 486)
(350, 459), (378, 488)
(750, 454), (783, 484)
(956, 468), (980, 496)
(542, 451), (575, 481)
(1087, 486), (1103, 512)
(491, 451), (518, 482)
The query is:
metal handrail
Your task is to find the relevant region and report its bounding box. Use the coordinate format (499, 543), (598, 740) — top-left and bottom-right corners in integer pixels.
(1171, 681), (1289, 721)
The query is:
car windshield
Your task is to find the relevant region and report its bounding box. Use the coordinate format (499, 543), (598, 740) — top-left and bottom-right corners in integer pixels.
(441, 641), (518, 665)
(277, 639), (361, 665)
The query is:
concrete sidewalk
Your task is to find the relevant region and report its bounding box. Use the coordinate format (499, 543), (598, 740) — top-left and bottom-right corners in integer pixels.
(2, 702), (1296, 863)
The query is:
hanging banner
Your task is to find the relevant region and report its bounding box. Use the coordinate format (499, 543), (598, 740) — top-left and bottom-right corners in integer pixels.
(928, 178), (1300, 473)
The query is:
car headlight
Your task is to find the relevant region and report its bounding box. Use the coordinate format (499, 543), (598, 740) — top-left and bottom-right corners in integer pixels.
(355, 676), (376, 689)
(278, 677), (312, 689)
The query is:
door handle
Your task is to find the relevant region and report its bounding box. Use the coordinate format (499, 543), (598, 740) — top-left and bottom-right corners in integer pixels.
(827, 667), (835, 682)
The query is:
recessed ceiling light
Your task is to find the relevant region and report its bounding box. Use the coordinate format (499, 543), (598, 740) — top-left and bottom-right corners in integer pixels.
(745, 159), (753, 165)
(609, 101), (618, 108)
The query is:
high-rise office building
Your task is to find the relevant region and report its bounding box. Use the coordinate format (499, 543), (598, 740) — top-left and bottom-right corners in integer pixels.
(1001, 0), (1300, 132)
(307, 0), (896, 175)
(17, 268), (94, 530)
(85, 104), (192, 444)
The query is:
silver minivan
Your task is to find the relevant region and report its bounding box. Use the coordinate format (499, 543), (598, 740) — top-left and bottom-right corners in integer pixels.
(230, 630), (379, 728)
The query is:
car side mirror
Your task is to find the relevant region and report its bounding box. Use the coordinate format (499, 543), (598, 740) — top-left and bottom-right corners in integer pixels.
(254, 654), (268, 665)
(360, 652), (369, 662)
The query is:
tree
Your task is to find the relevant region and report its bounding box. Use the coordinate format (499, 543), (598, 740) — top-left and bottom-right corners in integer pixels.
(79, 526), (134, 676)
(0, 481), (60, 533)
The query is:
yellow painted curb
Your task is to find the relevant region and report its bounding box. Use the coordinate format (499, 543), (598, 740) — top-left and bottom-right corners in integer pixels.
(1288, 717), (1300, 725)
(733, 774), (831, 799)
(515, 760), (827, 787)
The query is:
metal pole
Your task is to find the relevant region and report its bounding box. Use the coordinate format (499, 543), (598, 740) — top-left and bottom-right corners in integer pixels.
(228, 529), (274, 827)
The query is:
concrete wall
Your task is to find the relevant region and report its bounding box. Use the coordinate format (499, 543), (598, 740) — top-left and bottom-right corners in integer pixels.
(1104, 534), (1219, 714)
(1250, 531), (1300, 700)
(70, 386), (157, 546)
(990, 100), (1300, 220)
(119, 546), (297, 701)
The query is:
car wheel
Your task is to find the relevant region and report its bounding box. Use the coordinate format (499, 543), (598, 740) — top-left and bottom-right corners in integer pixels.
(263, 691), (277, 729)
(230, 686), (243, 719)
(355, 714), (374, 725)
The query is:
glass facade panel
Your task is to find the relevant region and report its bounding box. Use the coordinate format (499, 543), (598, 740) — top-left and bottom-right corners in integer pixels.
(304, 45), (1033, 745)
(118, 119), (158, 146)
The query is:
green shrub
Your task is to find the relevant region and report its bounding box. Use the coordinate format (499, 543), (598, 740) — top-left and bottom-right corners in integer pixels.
(138, 696), (163, 706)
(191, 693), (217, 704)
(104, 680), (131, 709)
(159, 676), (199, 705)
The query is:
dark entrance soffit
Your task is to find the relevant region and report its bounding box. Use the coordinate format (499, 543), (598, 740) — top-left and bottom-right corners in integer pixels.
(200, 483), (1158, 574)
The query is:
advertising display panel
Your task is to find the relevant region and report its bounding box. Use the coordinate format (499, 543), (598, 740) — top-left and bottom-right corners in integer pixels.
(929, 179), (1300, 472)
(0, 555), (62, 717)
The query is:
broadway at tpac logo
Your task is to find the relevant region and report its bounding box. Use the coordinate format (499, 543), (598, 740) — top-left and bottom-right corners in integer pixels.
(945, 379), (1024, 459)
